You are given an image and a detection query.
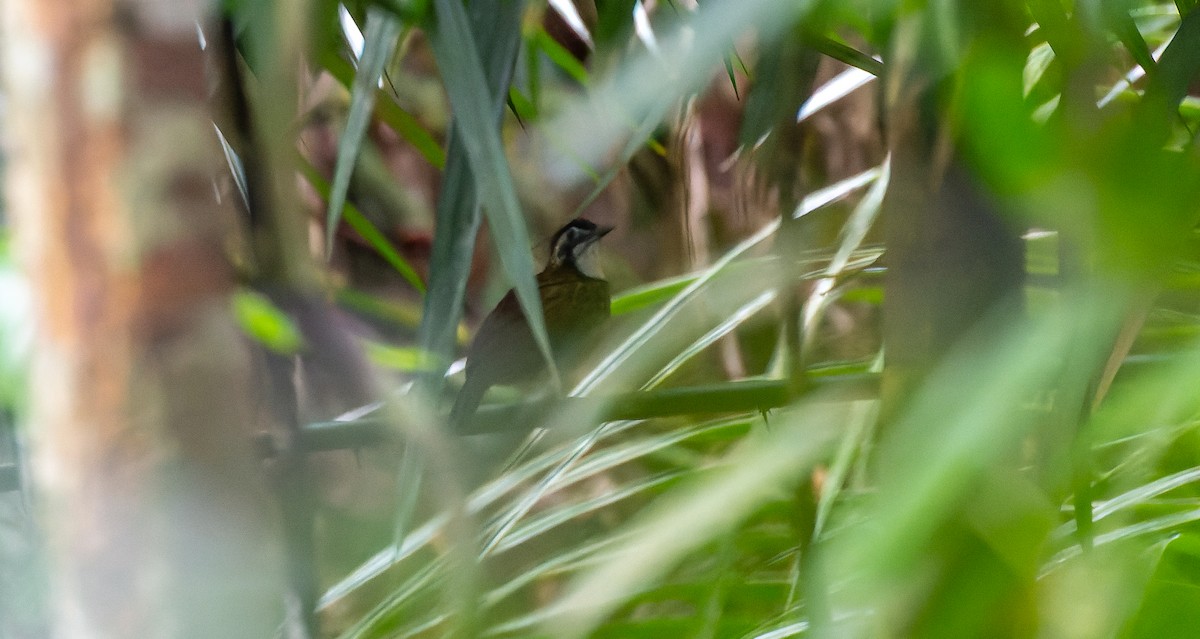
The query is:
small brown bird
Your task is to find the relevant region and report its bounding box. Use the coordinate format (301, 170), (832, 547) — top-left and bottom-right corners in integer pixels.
(450, 219), (612, 430)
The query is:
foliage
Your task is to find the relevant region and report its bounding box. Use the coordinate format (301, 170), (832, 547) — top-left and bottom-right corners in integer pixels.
(151, 0), (1200, 637)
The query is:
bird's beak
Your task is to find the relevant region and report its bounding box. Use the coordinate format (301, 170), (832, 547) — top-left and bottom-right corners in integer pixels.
(596, 225), (614, 238)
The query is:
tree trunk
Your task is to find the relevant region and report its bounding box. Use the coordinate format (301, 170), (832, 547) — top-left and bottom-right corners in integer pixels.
(1, 1), (283, 636)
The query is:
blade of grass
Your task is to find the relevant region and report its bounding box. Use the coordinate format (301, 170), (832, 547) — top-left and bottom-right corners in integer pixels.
(324, 7), (401, 258)
(493, 472), (685, 554)
(426, 0), (557, 382)
(810, 36), (883, 76)
(1043, 507), (1200, 575)
(724, 51), (741, 99)
(319, 51), (447, 169)
(1108, 5), (1157, 75)
(545, 0), (809, 172)
(416, 0), (523, 378)
(298, 159), (425, 293)
(548, 0), (595, 49)
(1052, 465), (1200, 540)
(213, 123), (250, 211)
(543, 402), (841, 638)
(641, 290), (778, 389)
(797, 66), (876, 122)
(535, 27), (590, 85)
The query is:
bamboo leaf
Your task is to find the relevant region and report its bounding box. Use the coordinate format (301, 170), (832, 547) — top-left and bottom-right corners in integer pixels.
(544, 403), (840, 638)
(1108, 5), (1157, 75)
(319, 51), (447, 168)
(423, 0), (550, 384)
(298, 159), (426, 293)
(796, 65), (876, 122)
(324, 7), (401, 258)
(546, 0), (809, 172)
(535, 27), (590, 85)
(548, 0), (594, 49)
(810, 36), (883, 76)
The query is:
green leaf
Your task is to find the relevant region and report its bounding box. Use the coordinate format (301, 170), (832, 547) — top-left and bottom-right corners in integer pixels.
(362, 340), (438, 372)
(324, 7), (402, 258)
(425, 0), (552, 381)
(535, 27), (590, 85)
(1108, 7), (1156, 76)
(1136, 7), (1200, 143)
(1124, 534), (1200, 639)
(298, 159), (426, 293)
(318, 51), (446, 169)
(611, 272), (699, 316)
(508, 85), (537, 122)
(544, 404), (840, 638)
(811, 35), (883, 76)
(723, 52), (741, 99)
(0, 236), (30, 411)
(232, 290), (305, 354)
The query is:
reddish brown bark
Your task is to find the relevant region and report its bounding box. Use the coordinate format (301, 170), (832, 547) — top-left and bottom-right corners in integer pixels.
(2, 1), (282, 636)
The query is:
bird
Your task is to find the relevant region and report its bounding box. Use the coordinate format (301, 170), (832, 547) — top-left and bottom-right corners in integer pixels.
(450, 218), (612, 431)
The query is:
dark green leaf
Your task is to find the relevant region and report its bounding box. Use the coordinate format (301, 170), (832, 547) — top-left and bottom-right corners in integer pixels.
(419, 0), (535, 385)
(324, 7), (402, 258)
(298, 160), (426, 293)
(318, 51), (446, 169)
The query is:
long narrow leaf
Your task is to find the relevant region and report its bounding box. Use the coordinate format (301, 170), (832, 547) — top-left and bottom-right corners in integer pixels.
(325, 7), (401, 257)
(548, 0), (595, 49)
(545, 0), (810, 172)
(425, 0), (555, 380)
(319, 51), (447, 168)
(543, 403), (841, 638)
(298, 159), (426, 293)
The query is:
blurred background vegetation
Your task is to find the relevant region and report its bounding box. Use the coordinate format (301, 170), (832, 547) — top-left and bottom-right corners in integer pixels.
(7, 0), (1200, 637)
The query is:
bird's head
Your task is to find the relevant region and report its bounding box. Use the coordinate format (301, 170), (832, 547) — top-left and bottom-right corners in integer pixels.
(548, 218), (612, 279)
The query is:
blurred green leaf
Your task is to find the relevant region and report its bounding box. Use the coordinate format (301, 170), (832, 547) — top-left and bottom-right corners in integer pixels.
(232, 290), (305, 354)
(535, 27), (590, 85)
(362, 340), (438, 372)
(318, 52), (447, 169)
(508, 85), (537, 122)
(827, 296), (1119, 611)
(547, 0), (809, 171)
(544, 403), (840, 638)
(811, 36), (882, 76)
(1123, 534), (1200, 639)
(1136, 7), (1200, 144)
(298, 159), (426, 293)
(379, 0), (432, 23)
(0, 236), (30, 411)
(1108, 6), (1157, 75)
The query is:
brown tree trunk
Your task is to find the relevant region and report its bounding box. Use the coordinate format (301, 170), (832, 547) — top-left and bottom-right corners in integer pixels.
(2, 1), (283, 636)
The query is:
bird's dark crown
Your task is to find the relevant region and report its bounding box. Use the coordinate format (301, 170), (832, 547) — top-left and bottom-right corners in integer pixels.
(549, 219), (610, 273)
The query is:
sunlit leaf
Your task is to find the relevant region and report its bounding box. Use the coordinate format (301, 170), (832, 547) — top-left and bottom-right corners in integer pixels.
(232, 290), (305, 354)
